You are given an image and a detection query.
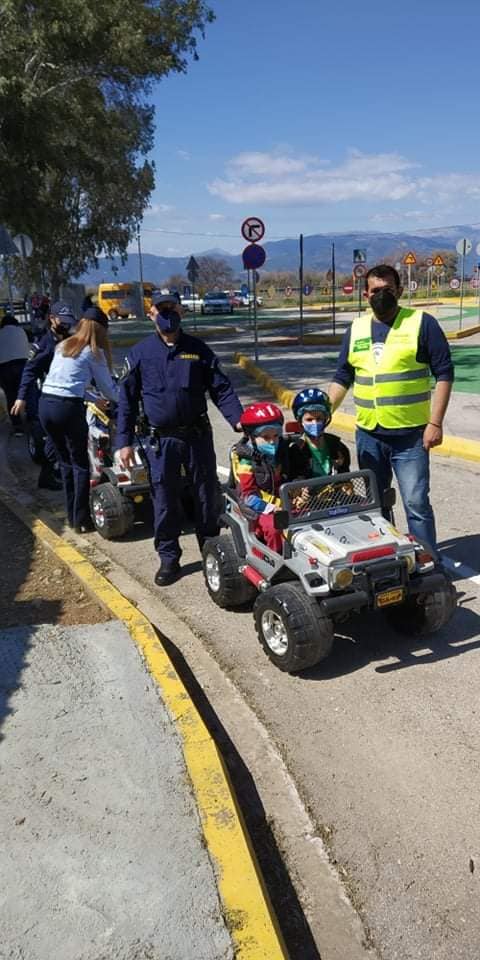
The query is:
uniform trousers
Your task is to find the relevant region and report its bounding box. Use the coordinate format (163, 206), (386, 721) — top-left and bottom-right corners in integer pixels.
(143, 431), (220, 566)
(39, 395), (90, 526)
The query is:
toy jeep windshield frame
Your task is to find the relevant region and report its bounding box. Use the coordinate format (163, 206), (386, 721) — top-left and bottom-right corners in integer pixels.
(278, 469), (381, 526)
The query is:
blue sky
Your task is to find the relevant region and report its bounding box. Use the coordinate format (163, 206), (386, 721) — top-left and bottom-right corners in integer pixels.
(138, 0), (480, 256)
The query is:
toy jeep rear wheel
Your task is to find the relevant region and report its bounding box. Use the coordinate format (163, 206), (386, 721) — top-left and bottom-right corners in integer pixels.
(202, 535), (256, 609)
(90, 482), (134, 539)
(384, 574), (456, 635)
(254, 583), (334, 673)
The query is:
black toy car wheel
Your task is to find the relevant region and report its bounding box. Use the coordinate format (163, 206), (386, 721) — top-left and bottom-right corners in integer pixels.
(254, 582), (334, 673)
(202, 535), (256, 609)
(90, 482), (134, 539)
(384, 574), (456, 635)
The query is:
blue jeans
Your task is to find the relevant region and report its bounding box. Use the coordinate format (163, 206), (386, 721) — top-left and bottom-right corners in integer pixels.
(356, 428), (438, 559)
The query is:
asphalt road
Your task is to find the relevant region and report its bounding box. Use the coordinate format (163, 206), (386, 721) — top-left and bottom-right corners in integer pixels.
(4, 349), (480, 960)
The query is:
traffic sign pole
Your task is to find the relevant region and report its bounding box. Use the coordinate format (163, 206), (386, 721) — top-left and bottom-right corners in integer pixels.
(331, 241), (336, 336)
(252, 269), (259, 363)
(299, 233), (304, 343)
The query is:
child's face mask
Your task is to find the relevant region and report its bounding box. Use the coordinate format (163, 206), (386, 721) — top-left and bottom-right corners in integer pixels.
(256, 438), (279, 458)
(304, 420), (326, 439)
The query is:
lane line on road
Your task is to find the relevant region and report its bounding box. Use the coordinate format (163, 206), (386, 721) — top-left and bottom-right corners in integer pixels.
(0, 483), (289, 960)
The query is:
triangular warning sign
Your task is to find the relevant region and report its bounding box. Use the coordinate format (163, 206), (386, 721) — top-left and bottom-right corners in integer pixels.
(403, 251), (417, 265)
(433, 255), (444, 267)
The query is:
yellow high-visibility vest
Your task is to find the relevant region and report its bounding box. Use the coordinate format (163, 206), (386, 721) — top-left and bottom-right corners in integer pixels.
(347, 309), (431, 430)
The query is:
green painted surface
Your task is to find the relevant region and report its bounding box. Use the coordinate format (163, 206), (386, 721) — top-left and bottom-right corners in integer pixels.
(451, 346), (480, 394)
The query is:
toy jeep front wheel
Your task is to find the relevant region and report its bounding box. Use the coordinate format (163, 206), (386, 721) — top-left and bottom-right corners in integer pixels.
(202, 535), (256, 608)
(254, 583), (334, 673)
(90, 482), (134, 539)
(384, 574), (456, 635)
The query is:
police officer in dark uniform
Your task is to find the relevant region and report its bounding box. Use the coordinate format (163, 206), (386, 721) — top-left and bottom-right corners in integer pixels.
(11, 301), (78, 489)
(116, 293), (243, 586)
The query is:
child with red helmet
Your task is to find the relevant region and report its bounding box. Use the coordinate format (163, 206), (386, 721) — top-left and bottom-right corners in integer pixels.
(231, 402), (289, 553)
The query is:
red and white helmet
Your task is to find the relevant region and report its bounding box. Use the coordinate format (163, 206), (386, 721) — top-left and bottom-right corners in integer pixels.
(240, 402), (284, 432)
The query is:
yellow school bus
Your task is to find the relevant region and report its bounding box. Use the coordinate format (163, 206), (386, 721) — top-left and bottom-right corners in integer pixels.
(97, 282), (154, 320)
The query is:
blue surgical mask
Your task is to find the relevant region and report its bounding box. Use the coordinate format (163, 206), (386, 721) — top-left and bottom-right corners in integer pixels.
(256, 439), (279, 458)
(304, 421), (326, 438)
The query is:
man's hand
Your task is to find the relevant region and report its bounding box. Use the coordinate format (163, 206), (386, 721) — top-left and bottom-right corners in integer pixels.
(10, 399), (26, 418)
(118, 445), (135, 469)
(423, 422), (443, 451)
(234, 421), (243, 432)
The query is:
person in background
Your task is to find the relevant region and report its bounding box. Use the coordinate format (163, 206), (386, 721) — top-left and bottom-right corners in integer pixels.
(11, 301), (78, 489)
(38, 306), (117, 533)
(82, 292), (94, 313)
(328, 264), (454, 561)
(231, 402), (289, 554)
(0, 312), (30, 434)
(288, 388), (350, 478)
(116, 292), (243, 585)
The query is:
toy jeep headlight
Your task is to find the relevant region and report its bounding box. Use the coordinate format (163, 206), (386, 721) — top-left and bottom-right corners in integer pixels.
(330, 566), (354, 590)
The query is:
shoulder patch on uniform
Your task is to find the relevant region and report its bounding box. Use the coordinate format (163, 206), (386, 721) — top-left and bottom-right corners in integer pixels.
(27, 343), (40, 361)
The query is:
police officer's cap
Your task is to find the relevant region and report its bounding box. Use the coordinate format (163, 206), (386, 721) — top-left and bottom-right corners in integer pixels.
(152, 292), (180, 307)
(50, 301), (77, 328)
(83, 306), (109, 328)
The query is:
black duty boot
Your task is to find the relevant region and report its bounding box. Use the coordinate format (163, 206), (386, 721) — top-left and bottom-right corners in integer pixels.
(154, 562), (181, 587)
(38, 466), (63, 491)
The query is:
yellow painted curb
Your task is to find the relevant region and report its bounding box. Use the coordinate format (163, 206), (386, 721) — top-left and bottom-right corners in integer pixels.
(446, 323), (480, 340)
(0, 487), (288, 960)
(234, 352), (480, 465)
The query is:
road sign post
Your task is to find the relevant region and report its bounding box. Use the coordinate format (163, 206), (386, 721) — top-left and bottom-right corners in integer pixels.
(456, 238), (472, 330)
(476, 244), (480, 323)
(187, 256), (200, 331)
(353, 263), (366, 317)
(403, 252), (416, 306)
(299, 233), (304, 343)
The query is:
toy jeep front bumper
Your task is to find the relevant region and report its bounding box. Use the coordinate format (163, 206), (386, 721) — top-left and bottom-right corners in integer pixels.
(317, 563), (447, 618)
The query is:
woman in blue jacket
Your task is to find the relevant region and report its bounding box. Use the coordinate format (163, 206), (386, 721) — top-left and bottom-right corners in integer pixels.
(39, 307), (118, 533)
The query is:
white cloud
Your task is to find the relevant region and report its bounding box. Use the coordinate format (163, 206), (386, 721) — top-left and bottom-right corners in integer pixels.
(208, 213), (225, 221)
(208, 148), (480, 210)
(176, 149), (191, 161)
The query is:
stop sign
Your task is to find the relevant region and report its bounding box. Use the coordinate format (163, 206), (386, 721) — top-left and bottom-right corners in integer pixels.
(343, 283), (354, 295)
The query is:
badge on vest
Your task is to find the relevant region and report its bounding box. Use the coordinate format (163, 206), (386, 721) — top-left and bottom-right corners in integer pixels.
(352, 337), (371, 352)
(178, 353), (200, 361)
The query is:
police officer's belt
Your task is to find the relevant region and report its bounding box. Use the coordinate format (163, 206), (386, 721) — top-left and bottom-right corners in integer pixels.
(149, 414), (211, 440)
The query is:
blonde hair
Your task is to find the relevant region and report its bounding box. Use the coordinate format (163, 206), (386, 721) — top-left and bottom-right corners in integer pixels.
(60, 318), (113, 370)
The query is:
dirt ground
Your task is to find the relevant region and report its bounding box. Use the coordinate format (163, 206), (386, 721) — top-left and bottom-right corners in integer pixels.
(0, 501), (109, 627)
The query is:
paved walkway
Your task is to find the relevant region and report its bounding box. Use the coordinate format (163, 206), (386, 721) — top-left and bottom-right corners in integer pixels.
(0, 619), (233, 960)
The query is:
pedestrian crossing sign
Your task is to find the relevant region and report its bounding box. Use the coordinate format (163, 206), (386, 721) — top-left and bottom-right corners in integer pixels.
(433, 255), (445, 267)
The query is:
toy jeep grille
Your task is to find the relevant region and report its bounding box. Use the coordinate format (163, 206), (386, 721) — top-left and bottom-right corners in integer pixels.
(280, 470), (380, 522)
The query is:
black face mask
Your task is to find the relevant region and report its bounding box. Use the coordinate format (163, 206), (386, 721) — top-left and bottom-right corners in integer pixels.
(53, 324), (70, 339)
(369, 288), (398, 319)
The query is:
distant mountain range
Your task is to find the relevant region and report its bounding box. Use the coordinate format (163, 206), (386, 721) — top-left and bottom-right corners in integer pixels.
(79, 225), (480, 286)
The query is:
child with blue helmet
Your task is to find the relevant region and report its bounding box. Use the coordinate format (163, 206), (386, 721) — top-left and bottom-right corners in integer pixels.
(289, 388), (350, 478)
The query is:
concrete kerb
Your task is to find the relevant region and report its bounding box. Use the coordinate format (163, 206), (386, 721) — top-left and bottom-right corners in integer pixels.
(234, 351), (480, 465)
(0, 484), (288, 960)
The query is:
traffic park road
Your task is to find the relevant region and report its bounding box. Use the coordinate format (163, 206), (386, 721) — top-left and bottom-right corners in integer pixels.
(4, 331), (480, 960)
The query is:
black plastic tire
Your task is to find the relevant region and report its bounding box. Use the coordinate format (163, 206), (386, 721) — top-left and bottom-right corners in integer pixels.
(90, 482), (134, 539)
(384, 574), (457, 635)
(254, 582), (334, 673)
(202, 535), (256, 609)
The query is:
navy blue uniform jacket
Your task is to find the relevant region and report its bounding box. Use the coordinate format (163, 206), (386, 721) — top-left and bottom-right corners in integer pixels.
(116, 331), (243, 448)
(17, 330), (56, 402)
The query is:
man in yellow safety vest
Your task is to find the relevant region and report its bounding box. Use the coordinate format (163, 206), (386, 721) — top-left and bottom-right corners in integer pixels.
(328, 264), (453, 560)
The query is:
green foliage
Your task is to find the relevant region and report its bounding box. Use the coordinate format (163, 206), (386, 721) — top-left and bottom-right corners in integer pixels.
(0, 0), (214, 290)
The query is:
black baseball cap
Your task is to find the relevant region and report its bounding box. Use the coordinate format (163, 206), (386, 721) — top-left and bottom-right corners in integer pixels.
(83, 306), (109, 328)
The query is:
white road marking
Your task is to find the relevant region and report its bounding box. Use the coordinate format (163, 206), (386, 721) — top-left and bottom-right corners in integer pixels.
(217, 465), (229, 477)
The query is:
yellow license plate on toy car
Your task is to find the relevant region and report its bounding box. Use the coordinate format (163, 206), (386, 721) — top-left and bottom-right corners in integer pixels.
(376, 587), (404, 608)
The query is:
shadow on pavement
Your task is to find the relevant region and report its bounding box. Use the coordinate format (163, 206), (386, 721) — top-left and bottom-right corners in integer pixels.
(439, 533), (480, 572)
(156, 628), (321, 960)
(302, 602), (480, 682)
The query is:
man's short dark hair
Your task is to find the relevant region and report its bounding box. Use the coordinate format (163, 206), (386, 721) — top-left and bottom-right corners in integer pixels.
(364, 264), (401, 291)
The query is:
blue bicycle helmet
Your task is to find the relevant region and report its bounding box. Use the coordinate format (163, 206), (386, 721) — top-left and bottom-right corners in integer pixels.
(292, 388), (332, 424)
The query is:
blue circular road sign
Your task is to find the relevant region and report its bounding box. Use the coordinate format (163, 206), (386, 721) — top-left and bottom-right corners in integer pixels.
(303, 283), (313, 296)
(242, 243), (266, 270)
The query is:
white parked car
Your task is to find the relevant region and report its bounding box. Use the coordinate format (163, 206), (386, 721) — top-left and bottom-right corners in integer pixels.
(201, 291), (234, 315)
(180, 294), (204, 312)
